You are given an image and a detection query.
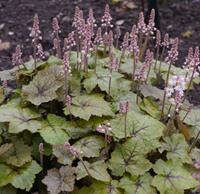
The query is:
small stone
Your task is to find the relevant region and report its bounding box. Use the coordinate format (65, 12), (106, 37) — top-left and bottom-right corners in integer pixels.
(8, 31), (14, 36)
(62, 16), (70, 22)
(116, 20), (124, 26)
(0, 23), (5, 30)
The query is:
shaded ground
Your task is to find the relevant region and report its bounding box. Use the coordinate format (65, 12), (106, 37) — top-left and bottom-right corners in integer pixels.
(0, 0), (200, 103)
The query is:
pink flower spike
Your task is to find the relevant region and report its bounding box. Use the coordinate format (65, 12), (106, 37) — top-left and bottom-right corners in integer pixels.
(66, 95), (72, 108)
(2, 80), (7, 88)
(63, 31), (76, 51)
(64, 142), (79, 157)
(36, 43), (45, 59)
(162, 33), (169, 48)
(165, 38), (179, 64)
(155, 30), (161, 48)
(12, 45), (23, 66)
(147, 9), (155, 35)
(119, 101), (129, 114)
(137, 12), (147, 35)
(121, 32), (129, 52)
(39, 143), (44, 154)
(87, 8), (96, 26)
(30, 14), (41, 40)
(101, 4), (112, 28)
(63, 52), (71, 74)
(52, 17), (60, 34)
(94, 27), (103, 45)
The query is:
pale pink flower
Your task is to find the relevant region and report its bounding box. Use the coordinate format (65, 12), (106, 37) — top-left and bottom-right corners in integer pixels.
(119, 101), (129, 114)
(101, 4), (112, 28)
(12, 45), (23, 66)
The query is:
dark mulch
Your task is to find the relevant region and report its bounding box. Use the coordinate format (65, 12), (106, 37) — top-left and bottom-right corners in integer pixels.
(0, 0), (200, 104)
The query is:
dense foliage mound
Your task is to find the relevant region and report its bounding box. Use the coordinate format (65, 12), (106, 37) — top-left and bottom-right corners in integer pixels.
(0, 4), (200, 194)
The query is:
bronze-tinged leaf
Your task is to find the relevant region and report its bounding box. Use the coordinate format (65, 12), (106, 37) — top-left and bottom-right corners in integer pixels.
(175, 115), (191, 141)
(42, 166), (76, 194)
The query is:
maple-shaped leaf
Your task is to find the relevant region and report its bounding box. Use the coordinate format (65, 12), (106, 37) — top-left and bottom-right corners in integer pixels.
(110, 111), (164, 151)
(139, 97), (160, 119)
(0, 185), (17, 194)
(180, 108), (200, 137)
(76, 160), (111, 182)
(22, 65), (63, 106)
(39, 114), (70, 145)
(83, 67), (131, 97)
(10, 160), (41, 191)
(159, 134), (192, 164)
(64, 120), (93, 139)
(73, 135), (105, 158)
(152, 159), (199, 194)
(64, 94), (114, 121)
(139, 84), (164, 101)
(53, 144), (75, 165)
(0, 143), (13, 155)
(0, 140), (32, 167)
(108, 138), (152, 177)
(42, 166), (76, 194)
(0, 105), (41, 133)
(119, 173), (156, 194)
(72, 180), (122, 194)
(0, 164), (16, 187)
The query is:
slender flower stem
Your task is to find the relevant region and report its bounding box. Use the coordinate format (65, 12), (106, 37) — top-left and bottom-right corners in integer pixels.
(79, 158), (91, 177)
(108, 71), (112, 97)
(124, 113), (127, 139)
(160, 63), (172, 119)
(132, 52), (137, 90)
(158, 46), (166, 75)
(55, 32), (61, 58)
(94, 45), (98, 74)
(146, 61), (153, 84)
(33, 40), (37, 72)
(182, 67), (196, 103)
(188, 130), (200, 154)
(136, 82), (140, 104)
(139, 36), (150, 61)
(154, 46), (160, 72)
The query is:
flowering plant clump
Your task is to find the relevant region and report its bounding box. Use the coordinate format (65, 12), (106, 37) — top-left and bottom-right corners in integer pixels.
(0, 4), (200, 194)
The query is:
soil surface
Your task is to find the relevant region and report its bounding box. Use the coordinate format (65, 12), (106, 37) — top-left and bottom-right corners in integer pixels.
(0, 0), (200, 104)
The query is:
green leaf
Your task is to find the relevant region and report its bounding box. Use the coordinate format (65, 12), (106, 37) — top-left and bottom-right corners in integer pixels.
(139, 84), (164, 101)
(73, 135), (105, 158)
(39, 114), (69, 145)
(22, 65), (63, 105)
(108, 139), (152, 176)
(53, 144), (74, 165)
(0, 105), (41, 133)
(152, 159), (199, 194)
(72, 180), (122, 194)
(119, 173), (156, 194)
(0, 143), (13, 155)
(47, 56), (62, 66)
(64, 94), (114, 121)
(0, 140), (32, 167)
(110, 111), (164, 151)
(180, 108), (200, 137)
(159, 134), (192, 164)
(65, 120), (93, 139)
(0, 164), (16, 187)
(11, 160), (42, 191)
(0, 185), (17, 194)
(42, 166), (76, 194)
(77, 160), (111, 182)
(83, 67), (131, 97)
(139, 97), (160, 118)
